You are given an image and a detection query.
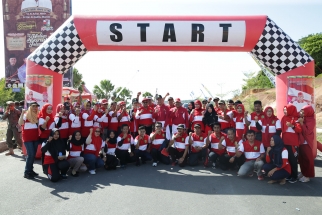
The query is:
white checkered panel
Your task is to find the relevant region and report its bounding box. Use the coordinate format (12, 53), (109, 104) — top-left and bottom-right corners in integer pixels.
(251, 17), (313, 75)
(28, 19), (87, 74)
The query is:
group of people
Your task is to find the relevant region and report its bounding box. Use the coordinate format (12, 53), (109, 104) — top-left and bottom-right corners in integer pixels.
(3, 92), (315, 184)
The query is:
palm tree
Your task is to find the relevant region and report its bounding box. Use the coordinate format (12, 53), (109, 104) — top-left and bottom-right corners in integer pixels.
(142, 91), (153, 97)
(93, 79), (115, 100)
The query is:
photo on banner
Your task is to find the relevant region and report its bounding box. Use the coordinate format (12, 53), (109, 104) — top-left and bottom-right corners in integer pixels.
(2, 0), (71, 88)
(287, 76), (315, 112)
(25, 74), (53, 108)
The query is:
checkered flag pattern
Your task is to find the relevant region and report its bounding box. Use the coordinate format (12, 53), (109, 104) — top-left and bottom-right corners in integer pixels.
(28, 19), (87, 74)
(251, 17), (313, 75)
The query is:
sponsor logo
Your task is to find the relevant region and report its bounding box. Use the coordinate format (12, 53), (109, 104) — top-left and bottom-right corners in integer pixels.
(16, 21), (36, 31)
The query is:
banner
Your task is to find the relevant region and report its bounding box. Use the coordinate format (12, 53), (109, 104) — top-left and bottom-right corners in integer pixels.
(25, 74), (53, 108)
(2, 0), (71, 88)
(287, 76), (315, 112)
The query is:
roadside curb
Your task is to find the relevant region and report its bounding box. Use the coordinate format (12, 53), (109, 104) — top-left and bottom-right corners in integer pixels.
(0, 141), (8, 153)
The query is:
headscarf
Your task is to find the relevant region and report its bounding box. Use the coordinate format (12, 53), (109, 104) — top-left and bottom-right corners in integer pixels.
(46, 128), (66, 162)
(91, 126), (103, 156)
(262, 106), (279, 140)
(301, 105), (315, 148)
(235, 104), (245, 118)
(269, 135), (285, 168)
(55, 104), (68, 118)
(281, 104), (298, 133)
(70, 131), (83, 146)
(38, 103), (54, 129)
(107, 130), (117, 144)
(26, 105), (39, 124)
(202, 104), (218, 126)
(193, 100), (203, 116)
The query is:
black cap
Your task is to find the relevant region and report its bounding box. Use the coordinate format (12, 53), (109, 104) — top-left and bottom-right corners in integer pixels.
(132, 98), (138, 103)
(177, 124), (185, 129)
(218, 100), (225, 104)
(213, 97), (219, 101)
(228, 99), (234, 104)
(202, 99), (207, 103)
(14, 101), (19, 105)
(139, 126), (145, 130)
(168, 97), (174, 101)
(194, 123), (201, 128)
(157, 95), (163, 100)
(9, 54), (16, 59)
(19, 100), (24, 105)
(235, 100), (242, 105)
(63, 102), (70, 110)
(29, 101), (39, 106)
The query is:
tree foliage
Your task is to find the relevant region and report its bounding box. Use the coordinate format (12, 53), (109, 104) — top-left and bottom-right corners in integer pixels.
(142, 92), (153, 97)
(242, 70), (274, 91)
(112, 87), (132, 102)
(93, 79), (115, 100)
(0, 78), (25, 107)
(298, 33), (322, 76)
(73, 68), (84, 93)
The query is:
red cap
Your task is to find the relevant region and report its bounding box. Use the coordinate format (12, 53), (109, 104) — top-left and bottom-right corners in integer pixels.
(118, 101), (126, 106)
(101, 99), (108, 104)
(175, 98), (181, 103)
(142, 97), (149, 102)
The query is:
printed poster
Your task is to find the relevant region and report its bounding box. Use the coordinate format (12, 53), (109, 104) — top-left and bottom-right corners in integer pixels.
(25, 74), (53, 108)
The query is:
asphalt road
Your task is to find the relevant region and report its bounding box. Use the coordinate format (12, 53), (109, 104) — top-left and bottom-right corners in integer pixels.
(0, 149), (321, 215)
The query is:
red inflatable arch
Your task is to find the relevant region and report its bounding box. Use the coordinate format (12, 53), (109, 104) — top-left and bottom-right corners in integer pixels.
(26, 15), (316, 156)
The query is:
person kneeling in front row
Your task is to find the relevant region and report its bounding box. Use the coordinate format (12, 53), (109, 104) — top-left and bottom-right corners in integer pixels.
(134, 126), (153, 166)
(236, 130), (265, 180)
(149, 122), (170, 167)
(67, 131), (87, 177)
(188, 123), (208, 167)
(102, 130), (119, 170)
(167, 124), (189, 167)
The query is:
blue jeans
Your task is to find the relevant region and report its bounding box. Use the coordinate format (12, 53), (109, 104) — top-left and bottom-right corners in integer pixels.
(24, 141), (39, 174)
(83, 154), (104, 171)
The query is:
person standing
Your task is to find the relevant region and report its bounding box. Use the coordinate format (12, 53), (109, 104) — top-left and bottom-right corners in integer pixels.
(18, 102), (40, 179)
(100, 99), (109, 139)
(68, 106), (82, 136)
(213, 97), (220, 112)
(108, 101), (119, 133)
(55, 104), (69, 145)
(136, 98), (154, 135)
(117, 101), (131, 131)
(245, 100), (264, 141)
(153, 95), (169, 130)
(217, 100), (233, 134)
(187, 101), (195, 115)
(3, 101), (23, 155)
(81, 101), (96, 139)
(233, 104), (247, 142)
(165, 96), (175, 139)
(167, 98), (189, 136)
(202, 104), (218, 135)
(129, 98), (139, 138)
(189, 100), (205, 132)
(38, 104), (55, 143)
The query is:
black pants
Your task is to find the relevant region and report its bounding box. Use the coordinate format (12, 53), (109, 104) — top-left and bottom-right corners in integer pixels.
(262, 163), (290, 180)
(43, 160), (70, 182)
(285, 145), (298, 179)
(150, 148), (170, 165)
(168, 147), (187, 167)
(218, 154), (245, 170)
(134, 149), (152, 164)
(104, 154), (119, 170)
(188, 148), (207, 166)
(115, 149), (135, 165)
(208, 151), (221, 167)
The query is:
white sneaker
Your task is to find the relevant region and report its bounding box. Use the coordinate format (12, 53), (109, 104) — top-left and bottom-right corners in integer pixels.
(152, 162), (157, 167)
(89, 170), (96, 175)
(299, 176), (310, 183)
(212, 163), (216, 169)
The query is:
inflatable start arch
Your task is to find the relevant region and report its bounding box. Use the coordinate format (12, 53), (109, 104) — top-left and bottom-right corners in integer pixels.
(26, 15), (316, 156)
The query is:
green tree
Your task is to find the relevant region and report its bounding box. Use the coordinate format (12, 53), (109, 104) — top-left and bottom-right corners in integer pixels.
(0, 78), (25, 107)
(93, 79), (115, 100)
(242, 70), (274, 91)
(298, 33), (322, 76)
(142, 92), (153, 97)
(72, 68), (84, 92)
(112, 87), (132, 102)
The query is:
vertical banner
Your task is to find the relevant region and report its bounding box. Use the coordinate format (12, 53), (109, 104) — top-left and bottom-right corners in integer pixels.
(25, 74), (53, 108)
(287, 76), (315, 112)
(63, 67), (73, 87)
(2, 0), (71, 88)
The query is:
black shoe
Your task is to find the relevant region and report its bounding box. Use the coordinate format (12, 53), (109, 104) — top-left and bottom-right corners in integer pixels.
(24, 173), (34, 179)
(31, 171), (39, 176)
(286, 176), (292, 181)
(61, 174), (68, 180)
(71, 172), (79, 177)
(288, 178), (297, 183)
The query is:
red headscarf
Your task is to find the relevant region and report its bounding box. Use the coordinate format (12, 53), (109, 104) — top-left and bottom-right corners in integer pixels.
(281, 104), (298, 133)
(194, 100), (203, 115)
(302, 105), (315, 148)
(91, 127), (103, 156)
(235, 104), (245, 118)
(262, 107), (279, 145)
(38, 103), (54, 129)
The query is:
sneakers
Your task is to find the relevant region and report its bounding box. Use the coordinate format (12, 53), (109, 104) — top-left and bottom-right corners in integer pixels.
(286, 176), (292, 181)
(258, 175), (264, 181)
(288, 178), (297, 183)
(152, 162), (157, 167)
(299, 176), (310, 183)
(212, 163), (216, 169)
(89, 170), (96, 175)
(24, 173), (34, 179)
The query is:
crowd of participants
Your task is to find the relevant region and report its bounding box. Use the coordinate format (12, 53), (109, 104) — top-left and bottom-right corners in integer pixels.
(2, 92), (315, 184)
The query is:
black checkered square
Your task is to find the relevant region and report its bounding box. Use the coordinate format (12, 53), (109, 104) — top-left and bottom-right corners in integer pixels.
(251, 17), (313, 75)
(28, 19), (87, 74)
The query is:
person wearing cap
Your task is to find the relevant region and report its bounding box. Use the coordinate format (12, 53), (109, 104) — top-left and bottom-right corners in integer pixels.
(133, 126), (153, 166)
(18, 102), (40, 179)
(213, 97), (220, 112)
(18, 100), (25, 112)
(115, 124), (135, 168)
(189, 100), (205, 132)
(165, 96), (175, 138)
(245, 100), (264, 141)
(18, 53), (28, 83)
(188, 123), (208, 167)
(153, 95), (170, 130)
(234, 100), (242, 110)
(167, 124), (189, 167)
(146, 96), (156, 108)
(55, 103), (70, 144)
(108, 101), (120, 133)
(149, 122), (171, 166)
(227, 99), (235, 111)
(14, 101), (20, 110)
(5, 54), (19, 81)
(202, 99), (208, 110)
(206, 122), (227, 169)
(217, 100), (233, 134)
(129, 98), (139, 138)
(292, 92), (308, 112)
(167, 98), (189, 136)
(136, 97), (154, 135)
(3, 101), (23, 155)
(100, 99), (109, 139)
(117, 101), (131, 132)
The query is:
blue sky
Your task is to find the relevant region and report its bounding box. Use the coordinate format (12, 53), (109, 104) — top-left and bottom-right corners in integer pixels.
(1, 0), (321, 100)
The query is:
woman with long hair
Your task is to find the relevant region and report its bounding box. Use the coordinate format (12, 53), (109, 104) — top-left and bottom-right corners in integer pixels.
(298, 105), (315, 182)
(18, 102), (40, 179)
(187, 101), (195, 115)
(41, 129), (70, 182)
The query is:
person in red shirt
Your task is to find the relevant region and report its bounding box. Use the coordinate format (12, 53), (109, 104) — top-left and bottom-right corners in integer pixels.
(227, 99), (235, 111)
(80, 101), (96, 139)
(202, 104), (218, 135)
(235, 130), (265, 180)
(67, 131), (87, 177)
(149, 122), (170, 166)
(281, 104), (302, 183)
(261, 135), (291, 185)
(217, 100), (233, 134)
(218, 128), (245, 170)
(201, 99), (208, 110)
(136, 98), (154, 135)
(55, 104), (69, 144)
(100, 99), (109, 139)
(134, 126), (153, 166)
(233, 104), (247, 142)
(188, 124), (208, 166)
(38, 103), (55, 143)
(245, 100), (264, 141)
(189, 100), (205, 132)
(117, 101), (131, 131)
(206, 122), (226, 168)
(129, 98), (139, 138)
(167, 98), (189, 135)
(212, 97), (220, 112)
(153, 95), (169, 130)
(108, 102), (119, 133)
(165, 96), (175, 139)
(167, 124), (189, 167)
